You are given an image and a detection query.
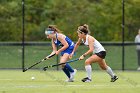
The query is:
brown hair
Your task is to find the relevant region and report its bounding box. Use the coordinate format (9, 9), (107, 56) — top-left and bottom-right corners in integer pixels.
(78, 24), (90, 35)
(48, 25), (62, 33)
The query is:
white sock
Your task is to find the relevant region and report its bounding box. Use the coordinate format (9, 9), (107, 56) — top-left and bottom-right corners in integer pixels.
(106, 66), (115, 78)
(85, 65), (92, 79)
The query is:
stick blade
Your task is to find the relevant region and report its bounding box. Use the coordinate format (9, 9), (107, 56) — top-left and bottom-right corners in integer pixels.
(23, 68), (27, 72)
(43, 67), (47, 71)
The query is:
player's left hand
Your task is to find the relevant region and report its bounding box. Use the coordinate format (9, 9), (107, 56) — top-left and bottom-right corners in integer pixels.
(69, 52), (74, 59)
(55, 51), (60, 55)
(79, 55), (85, 60)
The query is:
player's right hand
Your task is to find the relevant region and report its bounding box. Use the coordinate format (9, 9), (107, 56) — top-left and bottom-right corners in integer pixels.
(79, 55), (85, 60)
(69, 52), (74, 59)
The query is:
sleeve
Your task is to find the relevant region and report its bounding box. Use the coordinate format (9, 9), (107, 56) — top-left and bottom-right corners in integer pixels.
(135, 35), (138, 43)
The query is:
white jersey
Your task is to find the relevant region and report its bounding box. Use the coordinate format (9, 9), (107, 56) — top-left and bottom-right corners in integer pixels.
(82, 35), (105, 53)
(135, 35), (140, 50)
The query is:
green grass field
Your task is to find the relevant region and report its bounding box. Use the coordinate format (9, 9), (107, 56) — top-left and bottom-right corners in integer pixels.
(0, 44), (139, 92)
(0, 70), (140, 93)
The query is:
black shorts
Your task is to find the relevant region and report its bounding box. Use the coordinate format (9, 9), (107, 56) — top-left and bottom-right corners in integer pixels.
(95, 51), (106, 59)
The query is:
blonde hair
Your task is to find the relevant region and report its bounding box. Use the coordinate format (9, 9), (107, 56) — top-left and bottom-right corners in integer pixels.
(48, 25), (62, 33)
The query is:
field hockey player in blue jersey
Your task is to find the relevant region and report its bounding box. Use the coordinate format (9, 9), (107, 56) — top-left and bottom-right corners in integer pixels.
(45, 25), (77, 82)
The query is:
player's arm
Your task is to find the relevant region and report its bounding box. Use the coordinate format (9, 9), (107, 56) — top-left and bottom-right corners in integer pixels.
(79, 36), (94, 60)
(56, 34), (69, 55)
(46, 39), (57, 59)
(70, 38), (81, 58)
(83, 37), (94, 56)
(51, 39), (57, 54)
(73, 38), (81, 53)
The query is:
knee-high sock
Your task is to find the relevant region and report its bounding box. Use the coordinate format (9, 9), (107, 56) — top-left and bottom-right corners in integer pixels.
(65, 63), (74, 73)
(85, 65), (92, 79)
(106, 66), (115, 78)
(62, 66), (70, 78)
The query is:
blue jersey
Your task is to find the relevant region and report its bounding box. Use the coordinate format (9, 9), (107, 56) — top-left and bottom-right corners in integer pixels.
(54, 33), (75, 56)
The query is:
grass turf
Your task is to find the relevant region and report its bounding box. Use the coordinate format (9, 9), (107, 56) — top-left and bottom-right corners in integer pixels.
(0, 70), (140, 93)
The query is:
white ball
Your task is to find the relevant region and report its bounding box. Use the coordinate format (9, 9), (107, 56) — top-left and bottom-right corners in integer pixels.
(31, 77), (35, 80)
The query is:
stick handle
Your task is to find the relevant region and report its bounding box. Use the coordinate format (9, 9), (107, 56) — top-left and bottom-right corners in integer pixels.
(23, 53), (56, 72)
(58, 58), (79, 65)
(43, 58), (79, 71)
(45, 53), (56, 60)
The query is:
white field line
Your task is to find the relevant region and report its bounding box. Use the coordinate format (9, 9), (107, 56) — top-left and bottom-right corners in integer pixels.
(0, 79), (12, 81)
(0, 84), (139, 89)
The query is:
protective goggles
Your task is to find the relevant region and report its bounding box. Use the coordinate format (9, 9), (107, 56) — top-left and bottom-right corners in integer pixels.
(45, 28), (54, 35)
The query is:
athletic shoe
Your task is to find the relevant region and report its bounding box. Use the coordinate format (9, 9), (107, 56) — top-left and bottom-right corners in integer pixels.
(81, 77), (91, 82)
(65, 78), (74, 82)
(110, 75), (118, 82)
(70, 69), (77, 80)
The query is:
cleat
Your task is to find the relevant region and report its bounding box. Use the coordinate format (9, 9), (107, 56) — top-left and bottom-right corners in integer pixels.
(111, 75), (118, 82)
(65, 79), (74, 82)
(81, 77), (91, 82)
(70, 69), (77, 80)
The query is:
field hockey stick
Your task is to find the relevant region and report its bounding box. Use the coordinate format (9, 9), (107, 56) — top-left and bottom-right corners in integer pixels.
(23, 53), (56, 72)
(43, 58), (79, 71)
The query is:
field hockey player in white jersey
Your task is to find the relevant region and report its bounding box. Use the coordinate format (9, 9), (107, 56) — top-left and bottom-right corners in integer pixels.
(70, 24), (118, 82)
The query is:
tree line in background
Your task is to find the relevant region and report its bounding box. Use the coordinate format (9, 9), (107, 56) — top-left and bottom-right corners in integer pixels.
(0, 0), (139, 41)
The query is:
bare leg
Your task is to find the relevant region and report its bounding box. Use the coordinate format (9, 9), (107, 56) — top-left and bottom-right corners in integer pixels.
(60, 54), (70, 78)
(82, 54), (118, 82)
(60, 53), (76, 82)
(98, 59), (115, 78)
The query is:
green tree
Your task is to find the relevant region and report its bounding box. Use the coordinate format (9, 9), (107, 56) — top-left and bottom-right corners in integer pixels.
(0, 0), (139, 41)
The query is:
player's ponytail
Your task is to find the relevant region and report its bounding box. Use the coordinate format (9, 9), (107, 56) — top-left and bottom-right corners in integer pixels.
(83, 24), (91, 34)
(78, 24), (90, 35)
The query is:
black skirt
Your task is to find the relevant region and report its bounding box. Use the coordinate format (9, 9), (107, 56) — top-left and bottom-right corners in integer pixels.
(95, 51), (106, 59)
